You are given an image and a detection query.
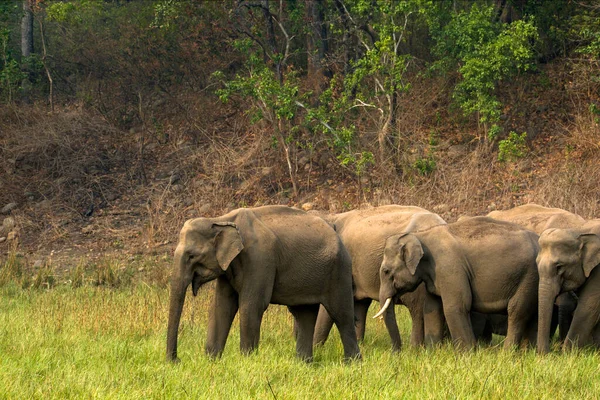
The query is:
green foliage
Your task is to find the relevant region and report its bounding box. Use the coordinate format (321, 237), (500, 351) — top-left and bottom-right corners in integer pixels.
(413, 156), (436, 176)
(150, 0), (182, 30)
(498, 131), (528, 162)
(487, 124), (502, 142)
(214, 48), (305, 126)
(0, 28), (25, 103)
(430, 4), (538, 125)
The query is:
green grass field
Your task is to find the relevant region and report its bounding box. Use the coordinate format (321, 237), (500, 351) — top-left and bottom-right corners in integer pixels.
(1, 281), (600, 399)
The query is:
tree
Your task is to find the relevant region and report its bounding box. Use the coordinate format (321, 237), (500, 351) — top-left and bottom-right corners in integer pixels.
(21, 0), (33, 58)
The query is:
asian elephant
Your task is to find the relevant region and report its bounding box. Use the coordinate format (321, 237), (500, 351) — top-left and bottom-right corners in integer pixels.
(536, 221), (600, 353)
(166, 205), (361, 363)
(375, 216), (540, 350)
(312, 205), (448, 351)
(486, 203), (586, 340)
(487, 203), (586, 232)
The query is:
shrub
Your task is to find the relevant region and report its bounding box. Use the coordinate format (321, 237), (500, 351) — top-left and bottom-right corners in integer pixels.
(498, 131), (528, 162)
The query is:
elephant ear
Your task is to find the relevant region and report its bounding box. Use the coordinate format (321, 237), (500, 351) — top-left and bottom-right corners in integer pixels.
(213, 222), (244, 271)
(402, 235), (424, 276)
(579, 233), (600, 278)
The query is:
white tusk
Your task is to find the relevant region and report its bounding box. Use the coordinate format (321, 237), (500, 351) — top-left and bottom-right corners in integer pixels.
(372, 298), (392, 319)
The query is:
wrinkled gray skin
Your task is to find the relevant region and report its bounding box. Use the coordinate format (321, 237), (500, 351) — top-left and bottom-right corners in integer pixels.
(486, 203), (586, 341)
(487, 204), (586, 232)
(536, 221), (600, 353)
(377, 217), (540, 349)
(166, 206), (361, 363)
(312, 206), (447, 351)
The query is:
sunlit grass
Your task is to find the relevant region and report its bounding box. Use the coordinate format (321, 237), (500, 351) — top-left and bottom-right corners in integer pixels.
(1, 282), (600, 399)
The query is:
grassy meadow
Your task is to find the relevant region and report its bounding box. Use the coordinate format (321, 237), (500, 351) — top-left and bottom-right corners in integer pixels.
(2, 281), (600, 399)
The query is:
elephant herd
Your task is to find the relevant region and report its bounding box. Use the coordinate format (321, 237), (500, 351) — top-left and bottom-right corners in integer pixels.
(166, 203), (600, 362)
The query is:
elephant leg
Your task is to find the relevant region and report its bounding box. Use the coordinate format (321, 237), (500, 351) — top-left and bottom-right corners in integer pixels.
(313, 304), (334, 346)
(592, 323), (600, 347)
(471, 312), (492, 344)
(401, 286), (425, 347)
(423, 293), (445, 346)
(322, 297), (362, 360)
(556, 292), (577, 342)
(564, 284), (600, 350)
(206, 276), (239, 358)
(441, 283), (475, 349)
(505, 298), (533, 349)
(354, 298), (372, 343)
(443, 309), (475, 349)
(383, 305), (402, 352)
(238, 292), (270, 355)
(288, 304), (320, 362)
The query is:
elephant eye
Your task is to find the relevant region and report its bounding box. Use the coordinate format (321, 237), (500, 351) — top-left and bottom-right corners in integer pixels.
(382, 268), (390, 275)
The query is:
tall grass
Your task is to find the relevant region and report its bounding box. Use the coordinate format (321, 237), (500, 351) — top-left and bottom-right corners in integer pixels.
(1, 281), (600, 399)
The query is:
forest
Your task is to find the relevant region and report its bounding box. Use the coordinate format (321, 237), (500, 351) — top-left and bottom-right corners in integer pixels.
(1, 1), (600, 398)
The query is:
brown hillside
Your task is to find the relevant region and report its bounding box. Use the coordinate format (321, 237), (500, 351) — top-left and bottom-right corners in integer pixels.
(0, 58), (599, 271)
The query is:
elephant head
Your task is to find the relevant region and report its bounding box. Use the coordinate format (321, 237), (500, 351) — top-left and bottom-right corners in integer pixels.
(536, 228), (600, 353)
(374, 233), (424, 318)
(166, 218), (244, 362)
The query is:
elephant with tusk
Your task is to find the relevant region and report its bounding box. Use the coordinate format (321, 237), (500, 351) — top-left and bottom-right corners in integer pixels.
(375, 216), (540, 350)
(312, 205), (448, 351)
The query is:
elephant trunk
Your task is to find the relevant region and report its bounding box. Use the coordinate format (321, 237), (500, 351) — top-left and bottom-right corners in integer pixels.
(166, 274), (190, 362)
(537, 278), (561, 354)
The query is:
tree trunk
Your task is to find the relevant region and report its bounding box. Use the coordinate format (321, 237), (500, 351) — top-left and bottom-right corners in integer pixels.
(21, 0), (34, 58)
(306, 0), (330, 84)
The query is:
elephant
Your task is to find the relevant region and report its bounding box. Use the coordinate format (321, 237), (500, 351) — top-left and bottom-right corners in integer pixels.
(485, 203), (586, 340)
(536, 221), (600, 353)
(486, 203), (586, 232)
(166, 205), (361, 363)
(312, 205), (447, 351)
(375, 216), (540, 350)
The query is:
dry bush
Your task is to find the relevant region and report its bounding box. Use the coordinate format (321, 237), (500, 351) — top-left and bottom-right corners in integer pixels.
(0, 107), (138, 210)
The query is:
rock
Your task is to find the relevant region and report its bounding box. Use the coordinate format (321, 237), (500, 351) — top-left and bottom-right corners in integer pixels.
(197, 203), (212, 215)
(169, 173), (181, 185)
(298, 156), (310, 167)
(1, 203), (17, 214)
(433, 204), (451, 214)
(2, 217), (15, 233)
(0, 237), (5, 243)
(35, 200), (51, 211)
(6, 231), (17, 241)
(261, 167), (273, 176)
(239, 179), (255, 192)
(301, 202), (314, 211)
(447, 144), (468, 158)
